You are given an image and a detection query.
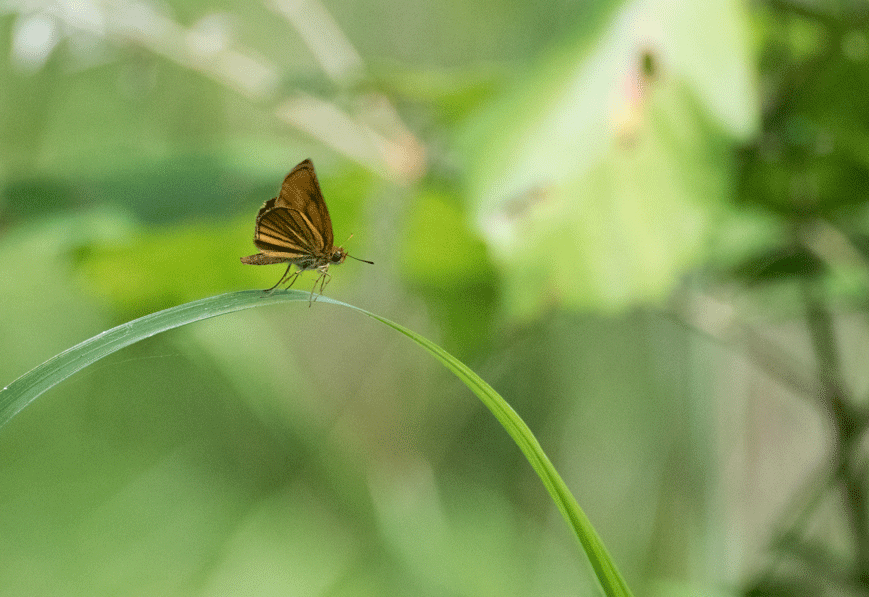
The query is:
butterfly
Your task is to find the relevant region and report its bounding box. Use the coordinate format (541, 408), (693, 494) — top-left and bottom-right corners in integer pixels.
(241, 159), (372, 303)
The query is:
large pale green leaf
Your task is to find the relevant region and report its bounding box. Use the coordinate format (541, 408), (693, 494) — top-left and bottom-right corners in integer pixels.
(460, 0), (758, 318)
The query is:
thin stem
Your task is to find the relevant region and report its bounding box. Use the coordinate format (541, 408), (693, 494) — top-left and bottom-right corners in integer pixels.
(800, 277), (869, 579)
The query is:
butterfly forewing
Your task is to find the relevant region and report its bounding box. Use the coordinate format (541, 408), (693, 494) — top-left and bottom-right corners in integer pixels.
(276, 160), (334, 251)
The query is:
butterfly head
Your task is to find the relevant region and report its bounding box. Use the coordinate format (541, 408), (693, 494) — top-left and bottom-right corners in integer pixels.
(330, 247), (348, 265)
(335, 234), (374, 266)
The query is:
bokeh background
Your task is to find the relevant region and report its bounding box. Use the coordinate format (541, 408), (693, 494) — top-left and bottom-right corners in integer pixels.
(2, 0), (868, 595)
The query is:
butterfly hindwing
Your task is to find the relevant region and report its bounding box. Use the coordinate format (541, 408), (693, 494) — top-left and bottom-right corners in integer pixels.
(253, 207), (320, 257)
(240, 253), (291, 265)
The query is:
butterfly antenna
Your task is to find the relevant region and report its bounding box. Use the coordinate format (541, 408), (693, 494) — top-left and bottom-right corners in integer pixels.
(347, 254), (374, 264)
(342, 233), (373, 264)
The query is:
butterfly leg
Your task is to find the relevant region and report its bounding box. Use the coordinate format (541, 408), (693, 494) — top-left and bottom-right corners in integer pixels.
(319, 270), (332, 295)
(265, 263), (295, 293)
(307, 275), (319, 306)
(308, 268), (332, 306)
(284, 268), (302, 289)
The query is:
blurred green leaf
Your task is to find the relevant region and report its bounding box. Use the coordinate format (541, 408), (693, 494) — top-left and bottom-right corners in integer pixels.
(731, 246), (826, 283)
(401, 186), (498, 352)
(74, 215), (254, 316)
(0, 208), (135, 385)
(68, 162), (375, 317)
(402, 186), (494, 288)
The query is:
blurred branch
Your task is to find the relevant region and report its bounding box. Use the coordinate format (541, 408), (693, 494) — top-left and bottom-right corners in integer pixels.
(275, 92), (425, 180)
(106, 3), (278, 100)
(777, 535), (858, 591)
(678, 291), (819, 399)
(738, 324), (820, 400)
(685, 284), (869, 595)
(766, 461), (837, 563)
(726, 2), (869, 593)
(803, 220), (869, 287)
(800, 273), (869, 583)
(267, 0), (364, 85)
(267, 0), (426, 182)
(31, 0), (424, 180)
(800, 279), (848, 405)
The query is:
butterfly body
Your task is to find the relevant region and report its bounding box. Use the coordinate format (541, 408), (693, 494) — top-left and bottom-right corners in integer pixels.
(241, 159), (371, 302)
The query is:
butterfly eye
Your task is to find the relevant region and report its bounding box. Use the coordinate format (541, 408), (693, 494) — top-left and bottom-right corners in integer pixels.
(331, 249), (347, 264)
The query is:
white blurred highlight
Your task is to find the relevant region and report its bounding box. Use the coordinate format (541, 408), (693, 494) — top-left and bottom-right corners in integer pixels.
(11, 14), (59, 72)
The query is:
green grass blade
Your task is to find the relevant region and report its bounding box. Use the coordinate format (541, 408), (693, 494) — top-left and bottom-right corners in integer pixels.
(0, 290), (633, 597)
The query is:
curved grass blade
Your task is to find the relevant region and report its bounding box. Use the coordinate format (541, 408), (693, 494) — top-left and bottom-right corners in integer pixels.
(0, 290), (633, 597)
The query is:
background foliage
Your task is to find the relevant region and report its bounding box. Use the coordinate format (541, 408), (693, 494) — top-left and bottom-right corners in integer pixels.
(1, 0), (867, 595)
